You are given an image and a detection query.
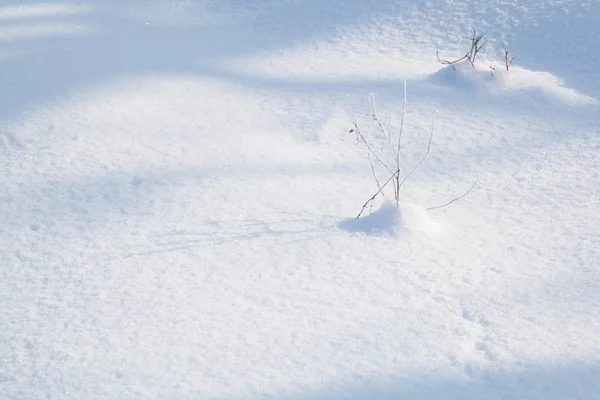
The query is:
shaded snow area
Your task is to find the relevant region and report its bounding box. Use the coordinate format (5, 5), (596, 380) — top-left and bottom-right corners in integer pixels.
(1, 1), (599, 399)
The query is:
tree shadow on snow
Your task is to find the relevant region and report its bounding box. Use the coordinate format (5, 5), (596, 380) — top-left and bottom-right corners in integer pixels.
(1, 0), (597, 125)
(270, 362), (600, 400)
(2, 160), (348, 239)
(0, 0), (400, 122)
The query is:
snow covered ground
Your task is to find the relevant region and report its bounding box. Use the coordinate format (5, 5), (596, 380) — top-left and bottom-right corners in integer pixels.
(1, 1), (599, 399)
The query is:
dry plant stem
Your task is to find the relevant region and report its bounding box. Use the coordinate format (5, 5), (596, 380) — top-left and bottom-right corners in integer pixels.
(436, 48), (468, 68)
(352, 119), (395, 176)
(466, 29), (487, 67)
(369, 94), (395, 152)
(367, 152), (383, 192)
(394, 81), (407, 205)
(357, 171), (399, 218)
(388, 109), (393, 145)
(368, 91), (406, 198)
(437, 28), (487, 69)
(397, 111), (436, 192)
(396, 81), (407, 154)
(401, 128), (422, 148)
(502, 43), (517, 71)
(427, 174), (480, 210)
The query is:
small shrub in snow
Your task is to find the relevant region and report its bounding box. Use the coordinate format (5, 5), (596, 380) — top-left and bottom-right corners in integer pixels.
(437, 29), (518, 73)
(350, 82), (427, 217)
(350, 83), (478, 219)
(437, 28), (488, 69)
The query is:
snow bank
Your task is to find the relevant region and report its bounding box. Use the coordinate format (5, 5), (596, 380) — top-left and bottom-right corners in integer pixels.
(427, 60), (599, 106)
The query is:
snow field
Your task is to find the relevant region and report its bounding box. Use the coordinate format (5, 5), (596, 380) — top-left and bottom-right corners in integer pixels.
(1, 1), (599, 399)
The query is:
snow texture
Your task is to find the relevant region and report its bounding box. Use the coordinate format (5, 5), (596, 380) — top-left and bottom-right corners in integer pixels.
(1, 0), (599, 399)
(339, 202), (440, 237)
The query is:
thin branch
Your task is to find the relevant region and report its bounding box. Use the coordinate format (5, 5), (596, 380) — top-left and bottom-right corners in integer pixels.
(357, 171), (399, 218)
(367, 96), (396, 198)
(388, 108), (393, 147)
(367, 151), (383, 193)
(502, 43), (517, 71)
(436, 47), (468, 68)
(427, 174), (480, 211)
(397, 111), (436, 192)
(369, 94), (395, 153)
(351, 119), (395, 176)
(438, 29), (487, 69)
(397, 81), (407, 154)
(395, 80), (408, 204)
(473, 30), (487, 59)
(388, 106), (396, 201)
(400, 127), (422, 149)
(466, 28), (487, 67)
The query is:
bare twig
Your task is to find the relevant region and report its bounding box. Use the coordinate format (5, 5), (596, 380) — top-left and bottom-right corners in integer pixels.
(369, 94), (395, 153)
(388, 108), (393, 146)
(396, 81), (407, 153)
(400, 128), (423, 149)
(367, 151), (383, 193)
(394, 81), (408, 204)
(436, 47), (468, 70)
(397, 111), (436, 192)
(427, 174), (480, 210)
(357, 171), (399, 218)
(437, 28), (488, 69)
(351, 119), (395, 176)
(502, 43), (517, 71)
(466, 28), (487, 68)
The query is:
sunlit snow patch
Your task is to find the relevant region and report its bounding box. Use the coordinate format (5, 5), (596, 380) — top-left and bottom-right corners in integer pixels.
(427, 60), (598, 106)
(0, 3), (89, 20)
(339, 201), (440, 237)
(0, 23), (95, 41)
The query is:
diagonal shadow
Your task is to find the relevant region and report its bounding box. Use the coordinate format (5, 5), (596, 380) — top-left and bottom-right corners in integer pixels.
(0, 0), (400, 122)
(1, 160), (355, 242)
(274, 362), (600, 400)
(2, 0), (598, 127)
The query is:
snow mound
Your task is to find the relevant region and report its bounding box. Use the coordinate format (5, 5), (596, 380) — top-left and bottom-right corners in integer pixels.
(427, 60), (492, 91)
(339, 201), (440, 237)
(427, 60), (598, 106)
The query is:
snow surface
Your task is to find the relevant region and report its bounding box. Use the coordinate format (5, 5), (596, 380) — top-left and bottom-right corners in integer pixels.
(1, 0), (599, 399)
(339, 202), (441, 237)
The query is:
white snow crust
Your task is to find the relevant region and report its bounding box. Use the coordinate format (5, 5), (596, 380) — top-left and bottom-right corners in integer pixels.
(1, 1), (599, 399)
